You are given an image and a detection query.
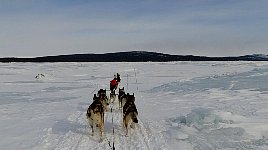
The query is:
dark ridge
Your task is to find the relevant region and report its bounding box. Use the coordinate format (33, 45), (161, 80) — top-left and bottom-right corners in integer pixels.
(0, 51), (268, 62)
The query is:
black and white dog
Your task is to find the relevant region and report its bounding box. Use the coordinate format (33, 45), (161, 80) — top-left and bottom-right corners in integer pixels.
(122, 93), (138, 136)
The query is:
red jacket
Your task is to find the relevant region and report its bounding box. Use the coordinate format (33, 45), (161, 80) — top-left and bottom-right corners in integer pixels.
(110, 79), (117, 86)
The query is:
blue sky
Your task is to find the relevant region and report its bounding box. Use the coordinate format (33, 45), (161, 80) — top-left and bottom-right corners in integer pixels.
(1, 0), (268, 57)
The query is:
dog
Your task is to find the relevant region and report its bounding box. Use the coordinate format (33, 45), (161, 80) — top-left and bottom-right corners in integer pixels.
(118, 87), (127, 108)
(93, 94), (98, 101)
(94, 92), (109, 112)
(123, 94), (138, 136)
(122, 93), (136, 115)
(118, 87), (124, 102)
(118, 87), (126, 108)
(121, 93), (135, 109)
(97, 89), (106, 97)
(110, 90), (116, 104)
(86, 98), (105, 138)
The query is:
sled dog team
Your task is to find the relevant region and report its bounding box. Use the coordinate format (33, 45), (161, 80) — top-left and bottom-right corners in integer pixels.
(86, 74), (138, 138)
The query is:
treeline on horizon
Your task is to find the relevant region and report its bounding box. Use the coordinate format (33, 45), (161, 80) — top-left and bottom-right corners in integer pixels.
(1, 51), (268, 62)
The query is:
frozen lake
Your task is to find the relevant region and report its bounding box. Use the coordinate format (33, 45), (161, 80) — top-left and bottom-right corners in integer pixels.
(0, 62), (267, 149)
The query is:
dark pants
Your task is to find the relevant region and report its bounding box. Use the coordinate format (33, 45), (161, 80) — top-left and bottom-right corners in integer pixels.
(110, 83), (117, 92)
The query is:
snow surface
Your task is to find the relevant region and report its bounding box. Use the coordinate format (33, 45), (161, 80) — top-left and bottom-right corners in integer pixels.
(0, 62), (268, 150)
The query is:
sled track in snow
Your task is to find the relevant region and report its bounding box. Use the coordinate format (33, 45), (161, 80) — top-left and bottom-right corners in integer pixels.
(33, 100), (166, 150)
(105, 102), (152, 150)
(136, 117), (152, 150)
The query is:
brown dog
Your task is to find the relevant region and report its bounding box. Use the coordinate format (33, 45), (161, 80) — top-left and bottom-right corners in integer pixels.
(118, 87), (126, 108)
(86, 98), (105, 138)
(123, 93), (138, 136)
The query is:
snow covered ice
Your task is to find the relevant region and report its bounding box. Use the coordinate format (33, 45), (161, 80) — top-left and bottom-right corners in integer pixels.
(0, 62), (268, 149)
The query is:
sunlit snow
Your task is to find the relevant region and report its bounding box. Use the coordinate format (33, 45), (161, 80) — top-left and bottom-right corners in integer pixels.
(0, 62), (267, 149)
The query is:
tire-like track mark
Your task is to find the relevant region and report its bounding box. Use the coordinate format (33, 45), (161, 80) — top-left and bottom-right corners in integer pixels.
(34, 93), (168, 150)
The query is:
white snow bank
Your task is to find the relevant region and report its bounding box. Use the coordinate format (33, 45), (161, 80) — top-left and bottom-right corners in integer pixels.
(168, 108), (268, 149)
(171, 108), (240, 130)
(150, 68), (268, 94)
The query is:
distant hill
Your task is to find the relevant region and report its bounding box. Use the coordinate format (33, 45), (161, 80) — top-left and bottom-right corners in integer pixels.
(1, 51), (268, 62)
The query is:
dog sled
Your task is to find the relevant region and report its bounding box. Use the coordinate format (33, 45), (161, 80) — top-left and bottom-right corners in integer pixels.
(86, 73), (139, 142)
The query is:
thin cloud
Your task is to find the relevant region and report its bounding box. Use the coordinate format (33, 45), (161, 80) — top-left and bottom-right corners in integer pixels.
(0, 0), (268, 57)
